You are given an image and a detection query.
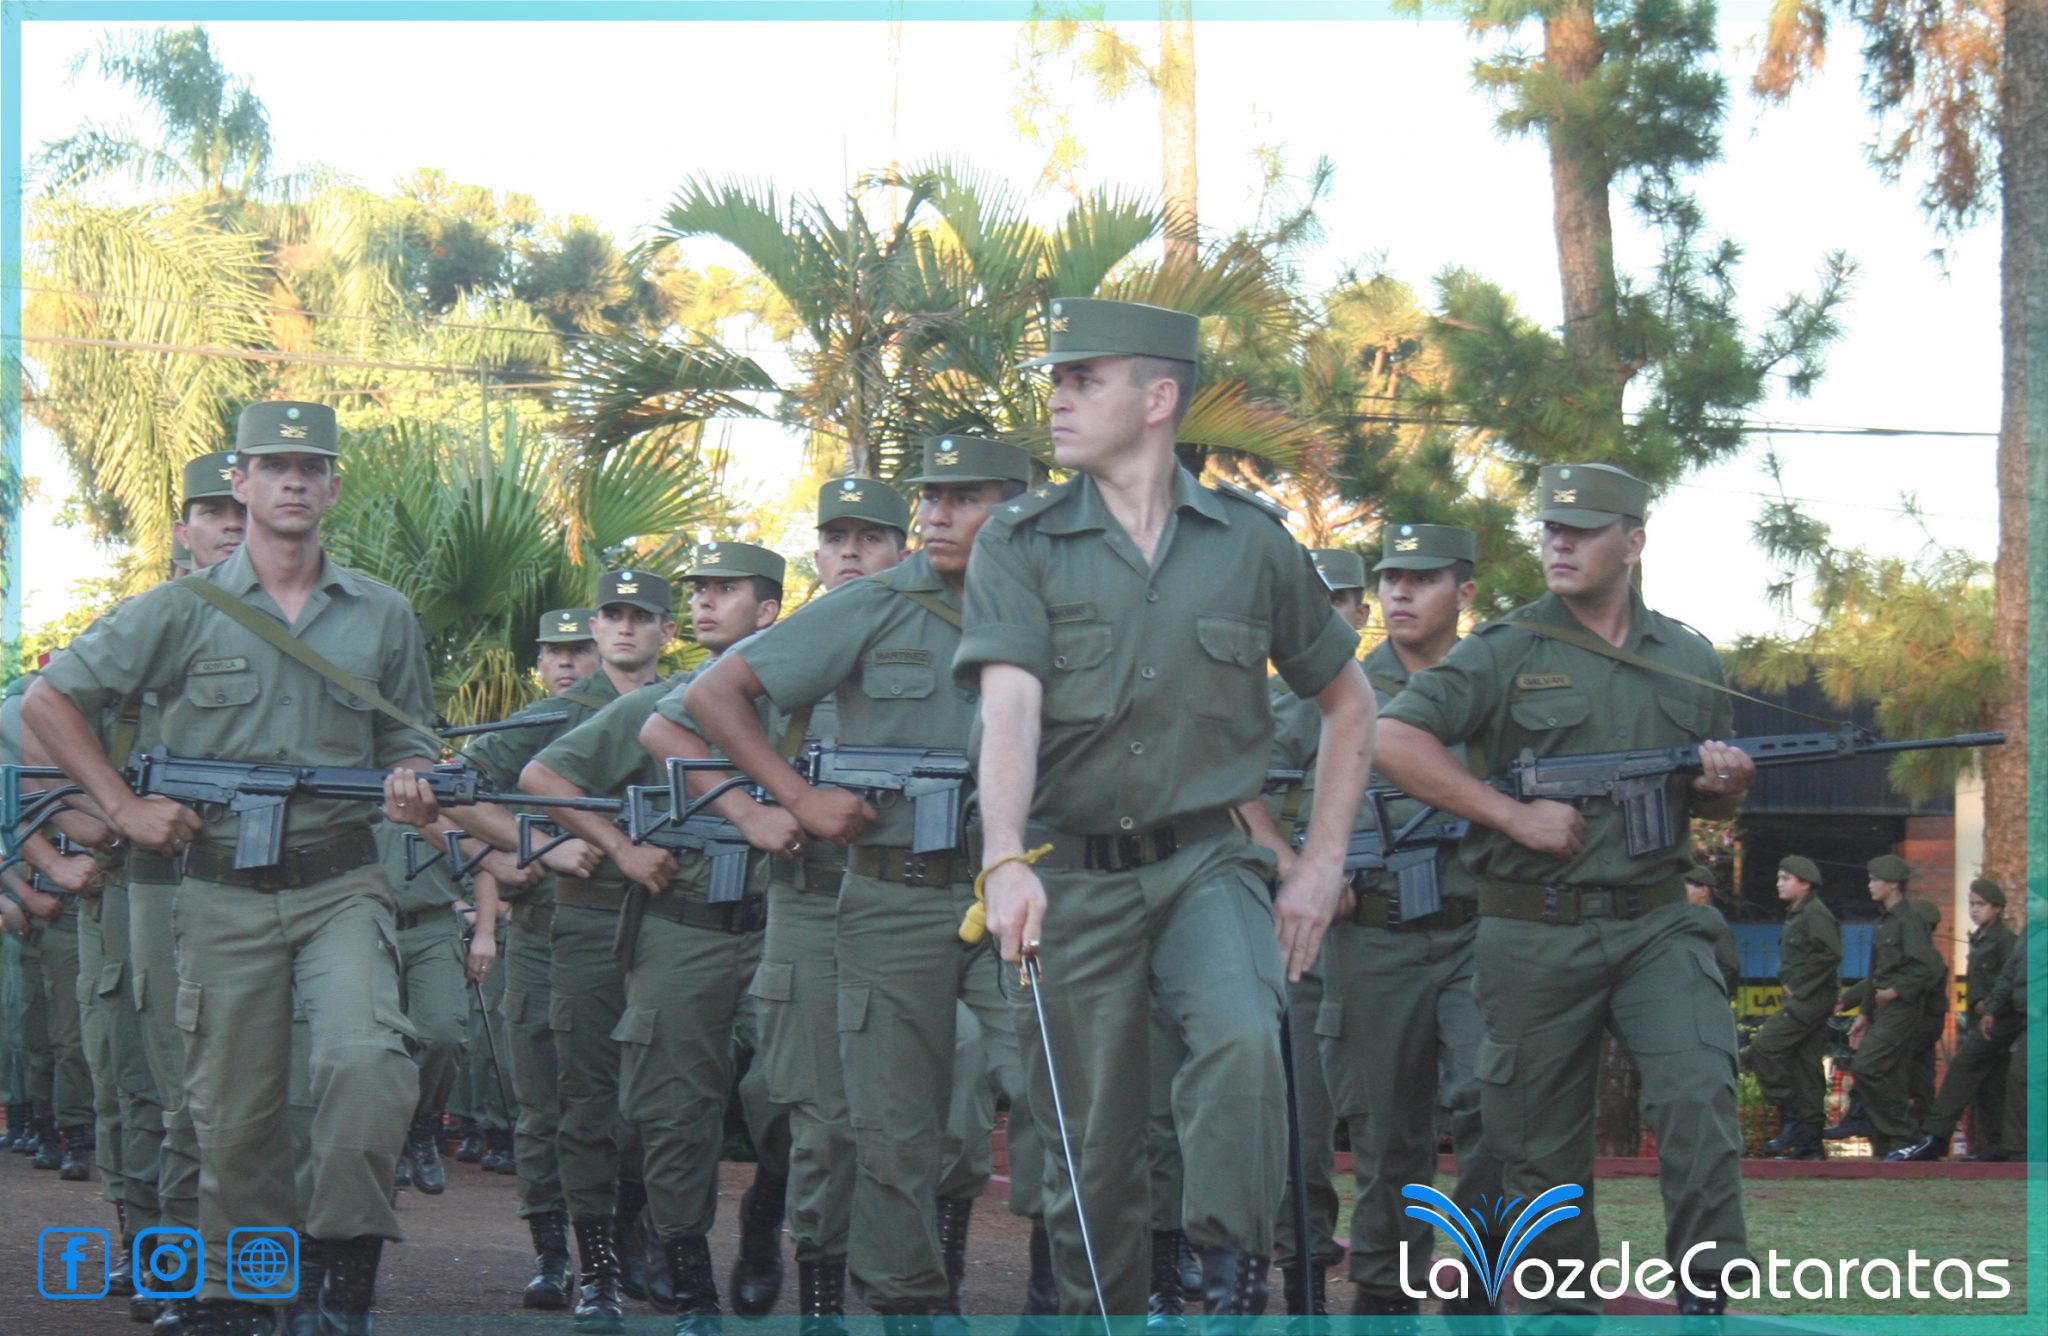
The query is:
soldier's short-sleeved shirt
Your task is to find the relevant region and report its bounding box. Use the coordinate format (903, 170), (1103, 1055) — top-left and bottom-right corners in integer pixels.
(40, 543), (434, 849)
(955, 468), (1356, 835)
(462, 671), (625, 906)
(1379, 587), (1733, 891)
(738, 551), (975, 851)
(1778, 893), (1843, 1008)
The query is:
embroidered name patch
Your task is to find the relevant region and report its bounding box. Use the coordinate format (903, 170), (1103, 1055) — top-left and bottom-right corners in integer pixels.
(1046, 602), (1094, 624)
(191, 657), (250, 675)
(874, 648), (932, 666)
(1514, 673), (1572, 690)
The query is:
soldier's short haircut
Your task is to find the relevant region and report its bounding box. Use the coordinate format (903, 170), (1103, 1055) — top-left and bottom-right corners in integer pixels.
(1451, 559), (1475, 586)
(1129, 355), (1196, 430)
(751, 576), (784, 606)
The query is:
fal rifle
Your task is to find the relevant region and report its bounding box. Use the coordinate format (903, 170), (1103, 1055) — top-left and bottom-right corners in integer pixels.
(662, 737), (971, 856)
(1283, 784), (1471, 924)
(515, 796), (753, 906)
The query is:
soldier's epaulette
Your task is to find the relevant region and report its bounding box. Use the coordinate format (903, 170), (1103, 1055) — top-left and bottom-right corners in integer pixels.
(1209, 480), (1291, 525)
(987, 478), (1076, 529)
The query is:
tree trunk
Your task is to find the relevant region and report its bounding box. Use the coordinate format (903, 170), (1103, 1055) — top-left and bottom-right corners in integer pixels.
(1158, 3), (1198, 271)
(1986, 0), (2045, 898)
(1543, 1), (1627, 445)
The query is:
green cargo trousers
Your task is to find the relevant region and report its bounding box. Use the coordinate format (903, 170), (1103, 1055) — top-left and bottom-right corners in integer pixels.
(753, 876), (856, 1261)
(173, 868), (418, 1302)
(616, 904), (771, 1239)
(503, 908), (565, 1217)
(1848, 998), (1927, 1156)
(130, 879), (200, 1229)
(837, 869), (1036, 1312)
(939, 997), (1044, 1218)
(40, 905), (93, 1130)
(397, 912), (468, 1120)
(1471, 902), (1749, 1317)
(1321, 917), (1500, 1297)
(19, 927), (53, 1119)
(548, 901), (642, 1219)
(1022, 832), (1286, 1317)
(469, 934), (511, 1132)
(83, 887), (164, 1220)
(1743, 994), (1833, 1127)
(78, 898), (123, 1204)
(1, 933), (24, 1104)
(1922, 1013), (2016, 1152)
(1907, 1006), (1944, 1123)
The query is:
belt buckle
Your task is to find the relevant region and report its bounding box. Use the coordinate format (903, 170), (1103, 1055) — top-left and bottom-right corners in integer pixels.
(1540, 886), (1563, 925)
(1581, 889), (1612, 920)
(900, 852), (927, 888)
(1116, 833), (1143, 869)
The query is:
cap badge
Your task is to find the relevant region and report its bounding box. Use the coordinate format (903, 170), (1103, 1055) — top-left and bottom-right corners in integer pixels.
(840, 488), (863, 502)
(217, 466), (234, 482)
(1050, 317), (1070, 332)
(1399, 524), (1414, 536)
(1552, 488), (1578, 504)
(1050, 301), (1063, 316)
(935, 451), (960, 467)
(278, 423), (308, 440)
(1394, 538), (1420, 552)
(616, 582), (639, 594)
(841, 480), (857, 491)
(1558, 467), (1573, 479)
(285, 407), (301, 421)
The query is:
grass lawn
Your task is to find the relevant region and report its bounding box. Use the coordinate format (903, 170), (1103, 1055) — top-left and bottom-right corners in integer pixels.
(1333, 1172), (2028, 1317)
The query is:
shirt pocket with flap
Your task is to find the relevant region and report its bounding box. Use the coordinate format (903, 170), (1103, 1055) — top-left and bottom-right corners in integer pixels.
(1507, 690), (1590, 735)
(1191, 614), (1271, 722)
(1044, 621), (1114, 726)
(860, 661), (936, 704)
(184, 657), (261, 710)
(315, 649), (385, 755)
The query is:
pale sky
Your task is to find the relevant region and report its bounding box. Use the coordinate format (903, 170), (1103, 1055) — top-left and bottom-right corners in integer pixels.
(11, 8), (2003, 643)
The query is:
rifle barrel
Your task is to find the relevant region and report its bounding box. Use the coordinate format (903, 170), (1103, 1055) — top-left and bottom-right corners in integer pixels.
(439, 711), (570, 739)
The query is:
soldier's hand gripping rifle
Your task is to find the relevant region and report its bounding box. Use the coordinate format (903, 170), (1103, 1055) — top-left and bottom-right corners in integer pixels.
(1290, 789), (1473, 925)
(662, 737), (973, 856)
(511, 789), (754, 907)
(1497, 726), (2005, 856)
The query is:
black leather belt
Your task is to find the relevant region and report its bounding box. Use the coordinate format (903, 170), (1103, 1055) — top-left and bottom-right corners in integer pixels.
(1034, 807), (1241, 873)
(643, 893), (767, 935)
(554, 879), (628, 913)
(508, 901), (555, 934)
(394, 907), (453, 932)
(1352, 892), (1478, 932)
(184, 829), (377, 893)
(846, 845), (966, 887)
(127, 849), (183, 886)
(1478, 881), (1683, 924)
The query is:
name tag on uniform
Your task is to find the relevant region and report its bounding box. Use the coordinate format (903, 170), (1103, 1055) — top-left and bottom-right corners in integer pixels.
(874, 648), (932, 666)
(1514, 673), (1572, 690)
(191, 657), (250, 675)
(1046, 602), (1094, 624)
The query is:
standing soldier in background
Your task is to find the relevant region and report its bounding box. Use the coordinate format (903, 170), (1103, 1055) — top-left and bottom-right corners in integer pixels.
(25, 401), (434, 1334)
(1375, 463), (1757, 1319)
(961, 301), (1374, 1316)
(1905, 898), (1950, 1128)
(1828, 855), (1943, 1157)
(1744, 855), (1841, 1161)
(1892, 877), (2016, 1161)
(1683, 866), (1741, 998)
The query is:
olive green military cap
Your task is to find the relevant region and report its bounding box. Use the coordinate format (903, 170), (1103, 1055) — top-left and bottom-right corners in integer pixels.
(182, 451), (240, 504)
(536, 608), (596, 644)
(817, 476), (910, 531)
(1536, 462), (1650, 527)
(1778, 854), (1823, 887)
(1867, 853), (1912, 884)
(685, 540), (786, 586)
(1309, 548), (1367, 592)
(1019, 297), (1200, 368)
(1683, 863), (1716, 888)
(1970, 876), (2005, 907)
(1374, 522), (1477, 572)
(235, 401), (339, 458)
(904, 435), (1034, 486)
(597, 568), (673, 616)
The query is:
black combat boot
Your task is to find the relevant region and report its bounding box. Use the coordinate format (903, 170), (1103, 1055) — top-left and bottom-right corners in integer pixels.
(315, 1236), (383, 1336)
(798, 1256), (849, 1336)
(455, 1119), (485, 1163)
(1147, 1229), (1188, 1335)
(59, 1122), (96, 1180)
(934, 1194), (973, 1315)
(1677, 1269), (1727, 1316)
(149, 1298), (184, 1334)
(664, 1233), (723, 1336)
(131, 1294), (165, 1326)
(1762, 1103), (1806, 1155)
(524, 1210), (575, 1310)
(33, 1114), (63, 1170)
(175, 1298), (276, 1335)
(730, 1166), (787, 1317)
(1199, 1245), (1270, 1319)
(404, 1111), (446, 1195)
(282, 1235), (326, 1336)
(615, 1178), (674, 1310)
(392, 1152), (411, 1191)
(1351, 1289), (1422, 1335)
(109, 1201), (134, 1297)
(1015, 1218), (1059, 1335)
(572, 1214), (626, 1333)
(1174, 1229), (1202, 1300)
(4, 1103), (24, 1150)
(1280, 1262), (1328, 1318)
(482, 1128), (517, 1174)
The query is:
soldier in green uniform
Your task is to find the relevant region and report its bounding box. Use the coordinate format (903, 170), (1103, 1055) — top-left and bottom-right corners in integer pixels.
(377, 819), (467, 1196)
(960, 301), (1374, 1316)
(1685, 866), (1742, 998)
(26, 401), (434, 1333)
(1905, 898), (1951, 1125)
(535, 608), (601, 695)
(1828, 855), (1943, 1157)
(1894, 877), (2019, 1161)
(1375, 463), (1757, 1319)
(1743, 855), (1841, 1160)
(1261, 525), (1505, 1319)
(509, 541), (788, 1336)
(684, 438), (1044, 1324)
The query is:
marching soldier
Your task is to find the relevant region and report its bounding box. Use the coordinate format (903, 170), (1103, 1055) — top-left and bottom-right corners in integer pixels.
(1375, 463), (1757, 1317)
(26, 401), (433, 1334)
(960, 301), (1375, 1315)
(1892, 877), (2016, 1161)
(1743, 855), (1841, 1161)
(1829, 855), (1944, 1157)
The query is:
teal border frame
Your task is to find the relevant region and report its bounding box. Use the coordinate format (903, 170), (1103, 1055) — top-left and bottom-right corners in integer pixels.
(1, 2), (2039, 1330)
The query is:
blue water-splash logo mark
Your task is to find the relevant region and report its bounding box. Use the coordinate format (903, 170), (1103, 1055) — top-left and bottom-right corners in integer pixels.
(1400, 1183), (1585, 1306)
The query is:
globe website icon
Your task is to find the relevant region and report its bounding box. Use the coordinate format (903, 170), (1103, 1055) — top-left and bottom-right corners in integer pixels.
(227, 1228), (299, 1300)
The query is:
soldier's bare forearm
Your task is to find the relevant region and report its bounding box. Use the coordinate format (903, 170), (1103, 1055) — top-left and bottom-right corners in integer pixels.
(20, 678), (135, 825)
(644, 690), (787, 826)
(975, 664), (1042, 861)
(1374, 718), (1526, 833)
(518, 761), (630, 861)
(1297, 662), (1373, 870)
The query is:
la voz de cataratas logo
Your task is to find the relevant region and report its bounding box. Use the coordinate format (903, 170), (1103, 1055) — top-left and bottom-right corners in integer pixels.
(1399, 1183), (2012, 1305)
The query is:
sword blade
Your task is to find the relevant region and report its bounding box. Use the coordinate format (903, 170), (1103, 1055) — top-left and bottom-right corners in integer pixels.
(1024, 953), (1113, 1332)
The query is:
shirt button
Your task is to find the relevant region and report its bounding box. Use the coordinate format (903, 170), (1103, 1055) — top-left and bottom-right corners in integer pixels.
(275, 750), (288, 760)
(891, 685), (903, 696)
(1053, 655), (1069, 669)
(1547, 716), (1558, 726)
(1145, 591), (1159, 604)
(280, 695), (291, 705)
(1140, 666), (1157, 680)
(1118, 816), (1135, 830)
(1129, 742), (1145, 755)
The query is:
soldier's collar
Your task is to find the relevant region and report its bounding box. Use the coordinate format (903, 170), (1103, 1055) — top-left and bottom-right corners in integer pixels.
(213, 544), (360, 597)
(1031, 468), (1226, 536)
(1529, 586), (1664, 651)
(889, 549), (947, 593)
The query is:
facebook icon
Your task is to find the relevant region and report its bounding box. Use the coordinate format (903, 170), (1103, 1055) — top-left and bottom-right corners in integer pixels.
(37, 1227), (111, 1299)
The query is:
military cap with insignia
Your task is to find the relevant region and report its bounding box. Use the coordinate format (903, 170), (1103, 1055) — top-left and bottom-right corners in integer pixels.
(1778, 855), (1823, 886)
(1018, 298), (1201, 368)
(1309, 548), (1367, 593)
(236, 401), (339, 458)
(597, 568), (673, 616)
(1867, 854), (1912, 884)
(537, 609), (597, 644)
(1536, 462), (1651, 528)
(905, 435), (1034, 486)
(182, 451), (240, 505)
(818, 476), (910, 531)
(685, 541), (786, 586)
(1683, 863), (1718, 888)
(1970, 876), (2005, 907)
(1373, 522), (1477, 572)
